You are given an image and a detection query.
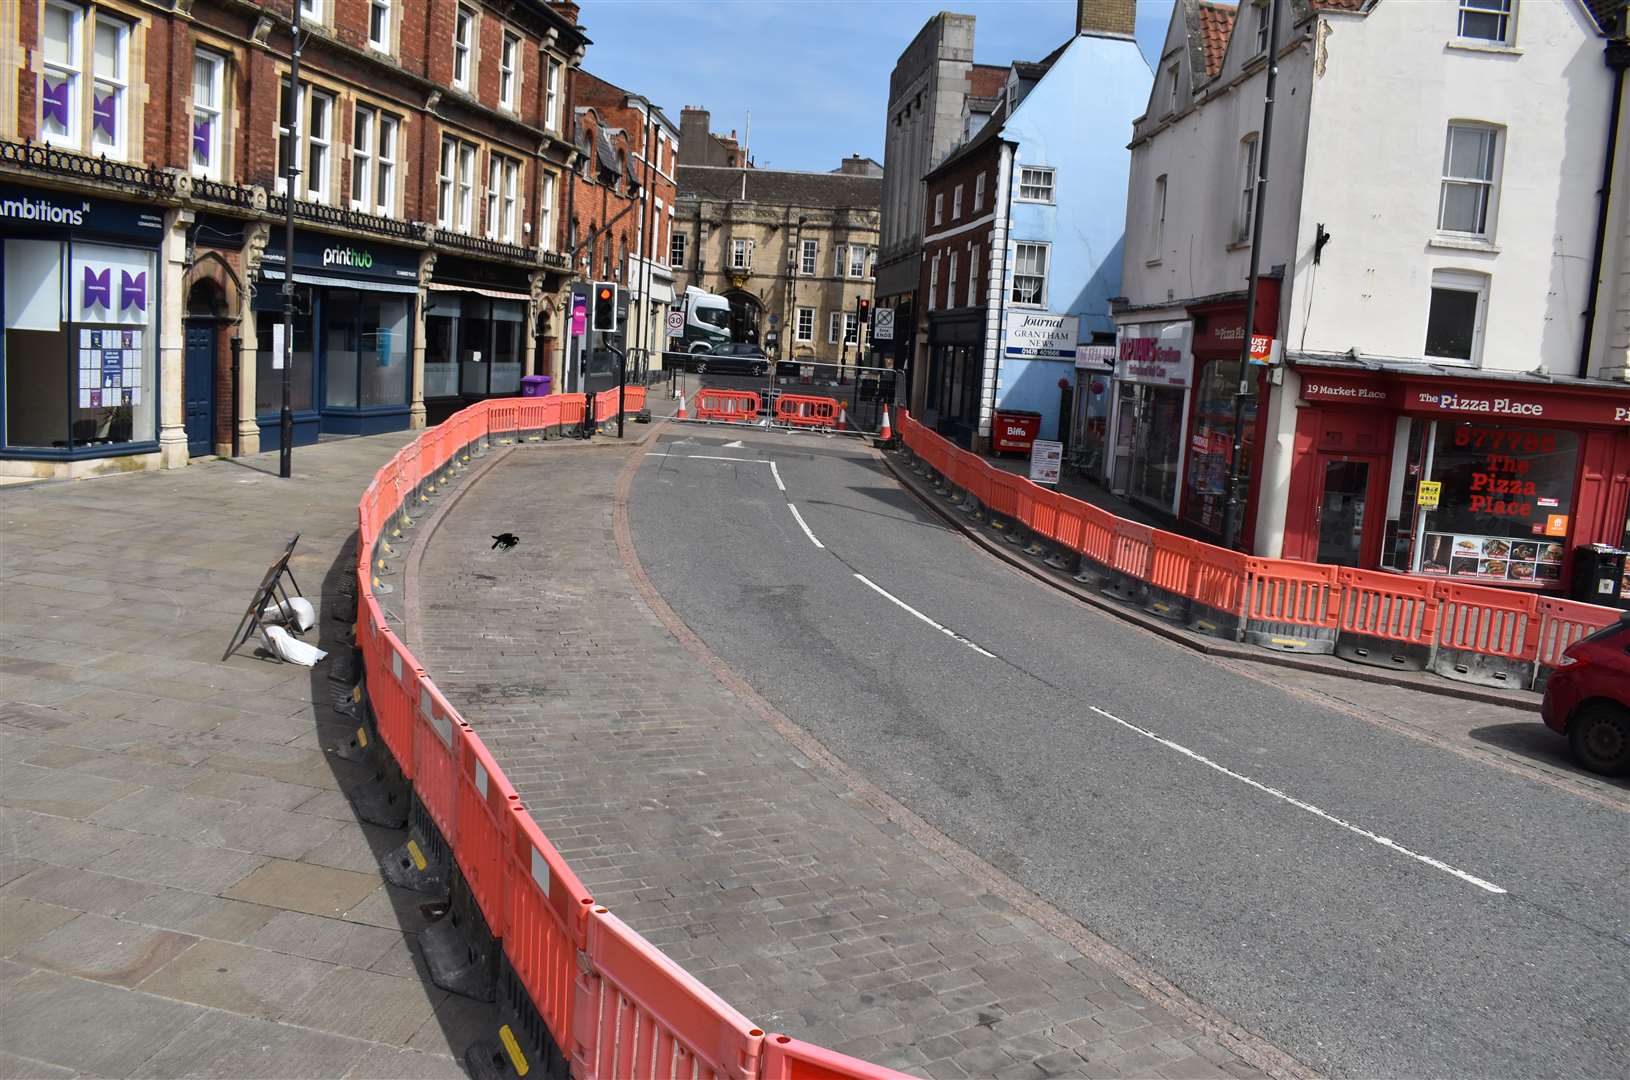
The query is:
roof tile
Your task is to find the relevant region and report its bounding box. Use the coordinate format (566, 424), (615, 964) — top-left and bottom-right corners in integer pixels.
(1197, 2), (1236, 79)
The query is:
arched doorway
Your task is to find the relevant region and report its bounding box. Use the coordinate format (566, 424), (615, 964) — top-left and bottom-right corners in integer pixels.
(184, 279), (227, 457)
(723, 289), (762, 345)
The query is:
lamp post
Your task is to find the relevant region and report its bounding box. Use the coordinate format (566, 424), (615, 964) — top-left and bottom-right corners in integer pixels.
(279, 23), (302, 479)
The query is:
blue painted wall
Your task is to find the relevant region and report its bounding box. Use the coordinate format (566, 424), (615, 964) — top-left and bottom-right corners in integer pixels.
(993, 34), (1151, 440)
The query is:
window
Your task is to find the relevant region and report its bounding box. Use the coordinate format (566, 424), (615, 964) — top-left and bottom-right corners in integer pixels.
(1425, 270), (1488, 363)
(1253, 2), (1269, 54)
(1152, 175), (1167, 257)
(833, 243), (845, 276)
(1018, 167), (1054, 203)
(502, 158), (519, 243)
(376, 115), (398, 216)
(664, 230), (683, 267)
(1439, 124), (1499, 237)
(849, 245), (866, 278)
(800, 239), (817, 274)
(934, 193), (944, 226)
(1011, 242), (1048, 306)
(928, 254), (940, 312)
(545, 58), (562, 132)
(968, 244), (980, 307)
(539, 173), (555, 251)
(277, 81), (333, 202)
(974, 172), (986, 212)
(486, 155), (501, 238)
(438, 137), (455, 228)
(1458, 0), (1514, 43)
(948, 253), (958, 306)
(1166, 63), (1179, 114)
(298, 0), (322, 22)
(40, 2), (81, 148)
(90, 16), (129, 158)
(499, 32), (519, 111)
(731, 238), (751, 269)
(438, 136), (478, 233)
(369, 0), (391, 50)
(452, 7), (474, 91)
(1236, 135), (1259, 243)
(458, 143), (476, 234)
(191, 50), (224, 180)
(952, 184), (963, 220)
(828, 312), (857, 345)
(868, 248), (876, 278)
(796, 307), (814, 342)
(351, 106), (374, 211)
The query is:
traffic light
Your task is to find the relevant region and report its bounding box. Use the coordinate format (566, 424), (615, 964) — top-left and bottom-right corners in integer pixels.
(857, 297), (871, 324)
(591, 282), (618, 332)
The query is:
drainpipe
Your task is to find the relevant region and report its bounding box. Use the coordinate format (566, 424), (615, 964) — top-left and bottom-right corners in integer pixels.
(1578, 36), (1630, 379)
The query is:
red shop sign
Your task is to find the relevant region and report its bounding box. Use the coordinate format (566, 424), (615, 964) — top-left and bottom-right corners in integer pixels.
(1300, 375), (1395, 406)
(1403, 382), (1630, 427)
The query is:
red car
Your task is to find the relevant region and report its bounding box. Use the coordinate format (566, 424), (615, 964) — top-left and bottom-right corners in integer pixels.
(1541, 612), (1630, 776)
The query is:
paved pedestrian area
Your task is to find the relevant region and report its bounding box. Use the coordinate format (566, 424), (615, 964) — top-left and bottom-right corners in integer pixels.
(412, 442), (1274, 1080)
(1, 438), (485, 1080)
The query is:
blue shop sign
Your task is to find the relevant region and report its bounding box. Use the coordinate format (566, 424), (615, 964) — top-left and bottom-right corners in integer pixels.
(262, 230), (421, 282)
(0, 181), (165, 240)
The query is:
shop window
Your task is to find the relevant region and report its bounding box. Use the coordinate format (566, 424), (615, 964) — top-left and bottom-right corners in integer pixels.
(192, 50), (225, 181)
(1411, 422), (1579, 585)
(424, 294), (459, 399)
(3, 238), (157, 451)
(255, 286), (316, 415)
(322, 291), (410, 410)
(1425, 270), (1487, 363)
(1438, 124), (1500, 237)
(1457, 0), (1514, 44)
(1183, 359), (1257, 535)
(1011, 242), (1048, 306)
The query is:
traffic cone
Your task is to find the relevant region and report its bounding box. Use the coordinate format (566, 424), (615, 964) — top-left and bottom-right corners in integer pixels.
(837, 406), (849, 431)
(676, 392), (688, 420)
(879, 406), (893, 442)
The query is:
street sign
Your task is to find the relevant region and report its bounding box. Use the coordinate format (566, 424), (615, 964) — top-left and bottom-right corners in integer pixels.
(872, 307), (895, 341)
(666, 309), (684, 336)
(1029, 439), (1063, 486)
(1417, 481), (1442, 509)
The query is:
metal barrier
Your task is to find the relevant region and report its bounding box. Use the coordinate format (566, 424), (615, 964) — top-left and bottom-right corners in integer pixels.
(694, 389), (763, 423)
(1432, 582), (1539, 688)
(1335, 569), (1437, 671)
(1243, 559), (1341, 654)
(1533, 597), (1620, 689)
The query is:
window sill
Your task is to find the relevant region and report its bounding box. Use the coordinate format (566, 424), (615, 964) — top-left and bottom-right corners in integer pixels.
(1013, 198), (1056, 206)
(1446, 40), (1522, 57)
(1428, 234), (1500, 254)
(1226, 239), (1251, 252)
(1145, 257), (1163, 267)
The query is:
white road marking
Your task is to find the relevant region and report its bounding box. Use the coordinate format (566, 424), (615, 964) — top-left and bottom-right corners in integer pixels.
(787, 504), (825, 549)
(769, 461), (787, 492)
(1086, 705), (1507, 895)
(646, 453), (771, 464)
(853, 573), (996, 659)
(723, 440), (745, 448)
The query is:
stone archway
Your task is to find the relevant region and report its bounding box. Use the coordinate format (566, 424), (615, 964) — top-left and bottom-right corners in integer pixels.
(722, 289), (762, 345)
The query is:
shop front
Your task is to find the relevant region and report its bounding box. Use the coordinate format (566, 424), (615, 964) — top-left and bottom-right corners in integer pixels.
(925, 309), (985, 446)
(1, 182), (167, 473)
(1068, 344), (1116, 480)
(1108, 319), (1192, 514)
(424, 256), (534, 425)
(1285, 363), (1630, 596)
(256, 231), (421, 449)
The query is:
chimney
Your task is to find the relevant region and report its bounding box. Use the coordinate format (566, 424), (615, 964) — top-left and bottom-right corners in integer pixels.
(1076, 0), (1135, 38)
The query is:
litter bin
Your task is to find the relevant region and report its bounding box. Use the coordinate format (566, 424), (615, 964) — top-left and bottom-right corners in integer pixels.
(992, 408), (1042, 455)
(520, 375), (551, 397)
(1571, 544), (1630, 608)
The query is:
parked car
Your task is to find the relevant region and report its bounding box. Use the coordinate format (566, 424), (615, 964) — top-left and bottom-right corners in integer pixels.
(1541, 611), (1630, 776)
(695, 343), (769, 377)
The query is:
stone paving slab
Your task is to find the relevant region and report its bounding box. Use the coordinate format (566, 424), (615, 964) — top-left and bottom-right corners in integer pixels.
(0, 436), (484, 1078)
(411, 445), (1280, 1080)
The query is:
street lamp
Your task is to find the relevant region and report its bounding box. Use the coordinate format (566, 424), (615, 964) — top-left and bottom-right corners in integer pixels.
(279, 23), (302, 479)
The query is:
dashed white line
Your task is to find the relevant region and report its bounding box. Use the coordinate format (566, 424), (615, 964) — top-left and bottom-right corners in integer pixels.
(1086, 705), (1507, 895)
(852, 573), (996, 659)
(787, 504), (825, 549)
(769, 460), (787, 492)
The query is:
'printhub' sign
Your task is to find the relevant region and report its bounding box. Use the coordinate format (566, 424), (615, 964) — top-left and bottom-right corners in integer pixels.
(322, 246), (375, 270)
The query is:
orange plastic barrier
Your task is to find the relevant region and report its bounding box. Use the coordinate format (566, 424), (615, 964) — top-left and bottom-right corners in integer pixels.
(1109, 520), (1154, 580)
(1187, 543), (1250, 637)
(1433, 581), (1538, 661)
(364, 605), (420, 777)
(1534, 596), (1619, 675)
(760, 1036), (915, 1080)
(455, 733), (518, 938)
(773, 394), (840, 428)
(575, 909), (764, 1080)
(507, 813), (594, 1063)
(1244, 559), (1341, 653)
(412, 679), (465, 851)
(694, 389), (763, 423)
(1335, 569), (1438, 669)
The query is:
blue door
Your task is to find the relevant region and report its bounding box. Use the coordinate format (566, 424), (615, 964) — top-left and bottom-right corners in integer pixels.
(183, 322), (216, 457)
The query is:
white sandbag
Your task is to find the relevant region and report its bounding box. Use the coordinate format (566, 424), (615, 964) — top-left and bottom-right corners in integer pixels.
(261, 624), (328, 667)
(261, 596), (317, 632)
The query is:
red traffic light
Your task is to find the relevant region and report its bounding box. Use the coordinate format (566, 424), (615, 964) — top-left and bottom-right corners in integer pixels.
(597, 287), (613, 301)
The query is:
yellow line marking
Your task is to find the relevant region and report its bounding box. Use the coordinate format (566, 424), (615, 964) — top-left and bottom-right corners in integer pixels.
(499, 1025), (529, 1076)
(406, 838), (427, 872)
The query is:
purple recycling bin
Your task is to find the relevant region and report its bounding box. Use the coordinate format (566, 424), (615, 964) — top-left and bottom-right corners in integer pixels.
(520, 375), (552, 397)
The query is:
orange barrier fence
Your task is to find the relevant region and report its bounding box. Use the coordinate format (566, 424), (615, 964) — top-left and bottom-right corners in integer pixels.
(772, 394), (840, 428)
(760, 1036), (910, 1080)
(355, 394), (916, 1080)
(891, 408), (1620, 688)
(695, 389), (763, 423)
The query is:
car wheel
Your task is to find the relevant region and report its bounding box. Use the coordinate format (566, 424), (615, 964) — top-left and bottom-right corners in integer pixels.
(695, 360), (708, 375)
(1569, 701), (1630, 777)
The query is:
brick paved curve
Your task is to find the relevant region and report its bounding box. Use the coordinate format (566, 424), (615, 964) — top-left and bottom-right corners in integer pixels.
(412, 443), (1277, 1080)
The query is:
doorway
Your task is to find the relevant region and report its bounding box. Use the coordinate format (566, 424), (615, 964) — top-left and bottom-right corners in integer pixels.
(1314, 456), (1383, 566)
(183, 321), (216, 458)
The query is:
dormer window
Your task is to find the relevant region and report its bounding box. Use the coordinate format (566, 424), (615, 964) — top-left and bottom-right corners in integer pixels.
(1253, 2), (1269, 54)
(1166, 63), (1179, 115)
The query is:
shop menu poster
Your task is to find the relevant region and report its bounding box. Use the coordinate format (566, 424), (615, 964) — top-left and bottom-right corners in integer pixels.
(77, 328), (142, 408)
(1419, 532), (1563, 583)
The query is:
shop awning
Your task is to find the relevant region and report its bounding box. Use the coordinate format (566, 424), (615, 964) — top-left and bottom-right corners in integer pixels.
(261, 269), (421, 295)
(426, 281), (532, 302)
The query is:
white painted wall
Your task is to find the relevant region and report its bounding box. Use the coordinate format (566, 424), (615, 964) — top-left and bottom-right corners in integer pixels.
(1289, 3), (1612, 375)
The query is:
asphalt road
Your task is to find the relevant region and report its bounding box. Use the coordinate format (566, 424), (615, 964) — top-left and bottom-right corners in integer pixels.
(628, 429), (1630, 1080)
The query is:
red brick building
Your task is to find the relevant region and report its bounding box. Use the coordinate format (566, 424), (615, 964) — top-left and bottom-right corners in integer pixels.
(0, 0), (584, 476)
